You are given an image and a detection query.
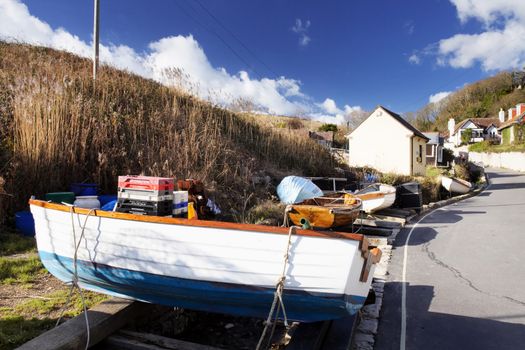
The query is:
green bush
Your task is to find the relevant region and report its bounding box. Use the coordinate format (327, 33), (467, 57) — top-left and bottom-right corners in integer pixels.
(318, 123), (338, 132)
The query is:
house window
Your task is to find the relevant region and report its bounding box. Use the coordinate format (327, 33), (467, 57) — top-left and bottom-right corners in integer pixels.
(417, 144), (423, 163)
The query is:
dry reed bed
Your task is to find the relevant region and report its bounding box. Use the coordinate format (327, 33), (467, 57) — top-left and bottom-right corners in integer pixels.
(0, 42), (337, 215)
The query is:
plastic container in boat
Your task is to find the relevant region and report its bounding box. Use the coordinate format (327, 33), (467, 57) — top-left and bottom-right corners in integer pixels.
(172, 191), (189, 217)
(98, 194), (117, 206)
(70, 183), (98, 196)
(74, 196), (100, 209)
(15, 211), (35, 237)
(44, 192), (75, 204)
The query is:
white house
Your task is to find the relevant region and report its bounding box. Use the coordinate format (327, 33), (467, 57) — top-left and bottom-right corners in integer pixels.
(347, 106), (429, 176)
(447, 114), (504, 146)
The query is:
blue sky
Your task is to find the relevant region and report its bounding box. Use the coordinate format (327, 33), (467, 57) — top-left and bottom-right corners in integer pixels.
(1, 0), (524, 124)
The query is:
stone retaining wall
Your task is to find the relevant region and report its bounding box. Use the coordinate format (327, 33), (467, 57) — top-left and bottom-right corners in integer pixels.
(469, 152), (525, 172)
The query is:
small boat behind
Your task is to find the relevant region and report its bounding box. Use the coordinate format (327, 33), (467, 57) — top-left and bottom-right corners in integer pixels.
(441, 176), (472, 194)
(352, 183), (397, 213)
(287, 194), (362, 229)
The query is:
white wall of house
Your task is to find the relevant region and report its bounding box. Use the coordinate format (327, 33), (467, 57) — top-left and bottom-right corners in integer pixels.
(348, 108), (426, 175)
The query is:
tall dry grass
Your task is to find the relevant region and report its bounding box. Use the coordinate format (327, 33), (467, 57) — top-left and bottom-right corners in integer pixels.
(0, 42), (337, 214)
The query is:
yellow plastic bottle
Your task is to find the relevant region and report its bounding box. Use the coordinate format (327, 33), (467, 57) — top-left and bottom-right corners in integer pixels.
(188, 202), (198, 220)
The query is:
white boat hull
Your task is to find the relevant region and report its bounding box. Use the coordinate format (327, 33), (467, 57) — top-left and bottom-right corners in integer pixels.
(441, 176), (471, 194)
(30, 200), (380, 321)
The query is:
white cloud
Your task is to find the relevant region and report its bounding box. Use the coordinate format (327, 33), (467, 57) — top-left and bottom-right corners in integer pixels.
(429, 91), (452, 103)
(0, 0), (355, 121)
(320, 98), (340, 114)
(435, 1), (525, 71)
(314, 98), (363, 125)
(291, 18), (311, 47)
(408, 54), (421, 64)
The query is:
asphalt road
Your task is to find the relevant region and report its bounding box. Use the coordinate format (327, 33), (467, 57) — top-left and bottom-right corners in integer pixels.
(375, 168), (525, 350)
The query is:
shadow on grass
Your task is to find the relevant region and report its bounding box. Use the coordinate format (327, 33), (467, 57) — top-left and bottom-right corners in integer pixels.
(0, 316), (56, 350)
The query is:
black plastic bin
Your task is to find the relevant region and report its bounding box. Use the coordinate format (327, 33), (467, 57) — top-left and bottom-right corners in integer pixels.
(394, 182), (422, 210)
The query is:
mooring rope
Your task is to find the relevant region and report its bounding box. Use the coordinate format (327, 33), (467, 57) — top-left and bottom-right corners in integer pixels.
(55, 206), (96, 350)
(255, 225), (297, 350)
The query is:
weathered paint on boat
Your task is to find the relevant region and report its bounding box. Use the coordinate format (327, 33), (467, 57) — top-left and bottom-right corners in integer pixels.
(30, 199), (380, 322)
(287, 196), (362, 229)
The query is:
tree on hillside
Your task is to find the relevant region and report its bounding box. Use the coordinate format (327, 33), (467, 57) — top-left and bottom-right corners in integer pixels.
(318, 123), (338, 132)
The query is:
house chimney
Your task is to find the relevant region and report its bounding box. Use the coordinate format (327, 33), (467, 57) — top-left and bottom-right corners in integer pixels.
(499, 108), (505, 122)
(508, 107), (516, 121)
(448, 118), (455, 138)
(516, 103), (525, 116)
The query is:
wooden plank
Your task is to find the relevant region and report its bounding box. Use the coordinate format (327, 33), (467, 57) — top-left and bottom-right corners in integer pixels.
(353, 218), (402, 229)
(367, 214), (406, 224)
(102, 331), (223, 350)
(354, 226), (392, 237)
(17, 298), (150, 350)
(375, 208), (415, 217)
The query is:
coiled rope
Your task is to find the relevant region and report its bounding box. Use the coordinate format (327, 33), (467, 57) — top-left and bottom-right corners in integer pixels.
(255, 225), (297, 350)
(55, 206), (96, 350)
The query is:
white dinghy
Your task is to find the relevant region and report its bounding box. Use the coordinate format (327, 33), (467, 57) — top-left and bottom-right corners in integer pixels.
(441, 176), (472, 194)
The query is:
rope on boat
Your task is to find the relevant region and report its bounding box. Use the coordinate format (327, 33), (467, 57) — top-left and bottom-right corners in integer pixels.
(255, 225), (297, 350)
(55, 206), (96, 350)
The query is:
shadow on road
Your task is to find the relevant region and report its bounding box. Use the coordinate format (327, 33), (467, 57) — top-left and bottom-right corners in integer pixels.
(376, 283), (525, 350)
(486, 172), (524, 179)
(395, 209), (486, 247)
(488, 182), (525, 191)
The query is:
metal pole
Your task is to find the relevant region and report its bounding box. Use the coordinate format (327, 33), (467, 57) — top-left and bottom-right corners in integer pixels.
(93, 0), (100, 80)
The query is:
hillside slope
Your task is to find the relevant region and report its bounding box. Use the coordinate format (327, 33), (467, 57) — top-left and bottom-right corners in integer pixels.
(411, 72), (525, 132)
(0, 42), (337, 215)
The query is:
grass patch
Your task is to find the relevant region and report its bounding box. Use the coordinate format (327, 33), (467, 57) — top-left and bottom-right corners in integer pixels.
(0, 233), (35, 256)
(12, 289), (108, 318)
(469, 140), (525, 153)
(0, 289), (108, 350)
(0, 254), (45, 285)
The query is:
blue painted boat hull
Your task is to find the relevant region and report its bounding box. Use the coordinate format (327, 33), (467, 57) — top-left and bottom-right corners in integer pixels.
(39, 251), (366, 322)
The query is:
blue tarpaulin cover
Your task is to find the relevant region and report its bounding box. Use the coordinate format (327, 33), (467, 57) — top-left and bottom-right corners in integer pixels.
(277, 176), (323, 204)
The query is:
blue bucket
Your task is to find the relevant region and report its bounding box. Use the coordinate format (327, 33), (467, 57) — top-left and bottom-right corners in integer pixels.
(70, 183), (98, 196)
(98, 194), (117, 207)
(15, 211), (35, 237)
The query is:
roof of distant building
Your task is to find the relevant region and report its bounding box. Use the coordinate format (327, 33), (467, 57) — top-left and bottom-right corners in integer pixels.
(452, 117), (501, 135)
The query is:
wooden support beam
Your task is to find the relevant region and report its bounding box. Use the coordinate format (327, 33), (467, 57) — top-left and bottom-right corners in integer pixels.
(102, 331), (223, 350)
(17, 298), (150, 350)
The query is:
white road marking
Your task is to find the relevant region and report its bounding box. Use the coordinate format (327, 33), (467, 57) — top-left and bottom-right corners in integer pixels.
(400, 209), (439, 350)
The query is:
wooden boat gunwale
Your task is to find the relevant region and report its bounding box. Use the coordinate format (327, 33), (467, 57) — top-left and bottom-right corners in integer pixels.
(29, 199), (363, 241)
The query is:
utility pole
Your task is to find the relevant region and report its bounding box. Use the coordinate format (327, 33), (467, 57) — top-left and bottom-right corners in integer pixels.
(93, 0), (100, 80)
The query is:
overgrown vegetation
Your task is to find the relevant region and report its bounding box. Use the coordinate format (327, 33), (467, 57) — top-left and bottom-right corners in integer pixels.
(0, 42), (339, 217)
(468, 140), (525, 153)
